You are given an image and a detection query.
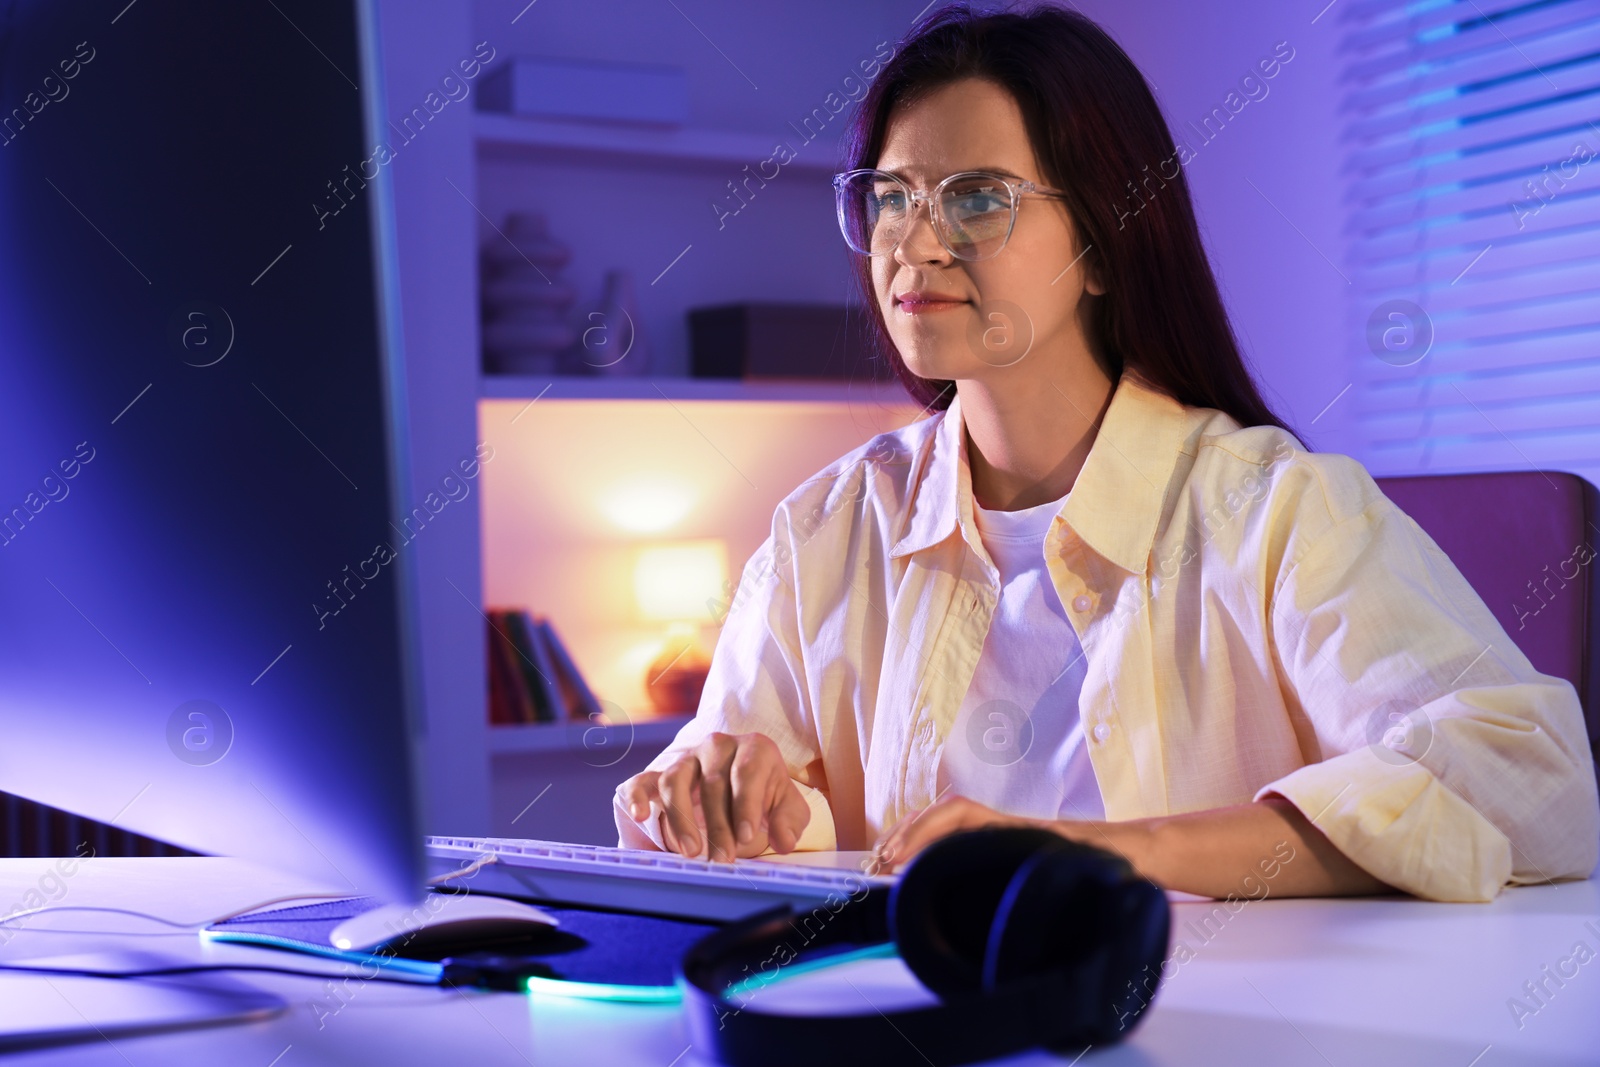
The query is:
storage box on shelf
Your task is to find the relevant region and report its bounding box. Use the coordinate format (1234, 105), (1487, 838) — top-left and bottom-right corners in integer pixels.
(474, 112), (838, 172)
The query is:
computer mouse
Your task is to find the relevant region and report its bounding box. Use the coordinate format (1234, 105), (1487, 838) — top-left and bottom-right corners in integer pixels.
(329, 893), (559, 956)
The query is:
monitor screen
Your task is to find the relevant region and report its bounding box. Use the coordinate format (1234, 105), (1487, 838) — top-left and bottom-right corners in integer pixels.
(0, 0), (424, 903)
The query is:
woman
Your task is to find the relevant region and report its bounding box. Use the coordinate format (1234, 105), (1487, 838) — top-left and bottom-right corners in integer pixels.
(614, 4), (1598, 902)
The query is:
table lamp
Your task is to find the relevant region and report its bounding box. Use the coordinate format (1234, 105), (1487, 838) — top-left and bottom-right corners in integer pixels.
(634, 539), (728, 716)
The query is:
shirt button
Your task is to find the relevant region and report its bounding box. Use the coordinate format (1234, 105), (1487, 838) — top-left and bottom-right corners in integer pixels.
(1072, 594), (1092, 612)
(1092, 722), (1111, 743)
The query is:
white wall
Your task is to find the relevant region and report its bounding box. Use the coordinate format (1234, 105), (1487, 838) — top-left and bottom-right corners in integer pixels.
(1071, 0), (1353, 455)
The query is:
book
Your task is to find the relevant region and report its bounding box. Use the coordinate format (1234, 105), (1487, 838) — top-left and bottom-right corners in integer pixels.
(511, 610), (565, 722)
(534, 616), (603, 723)
(486, 613), (531, 724)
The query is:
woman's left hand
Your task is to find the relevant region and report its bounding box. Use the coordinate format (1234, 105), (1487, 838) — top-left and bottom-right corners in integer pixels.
(871, 794), (1045, 872)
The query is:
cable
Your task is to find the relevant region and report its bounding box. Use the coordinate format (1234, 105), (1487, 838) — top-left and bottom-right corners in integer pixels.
(0, 927), (196, 939)
(0, 905), (214, 931)
(2, 856), (498, 934)
(0, 961), (440, 985)
(0, 957), (556, 993)
(0, 893), (358, 934)
(0, 879), (549, 992)
(427, 853), (498, 886)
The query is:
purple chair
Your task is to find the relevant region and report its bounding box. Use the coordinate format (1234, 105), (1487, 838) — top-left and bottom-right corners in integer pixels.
(1376, 471), (1600, 768)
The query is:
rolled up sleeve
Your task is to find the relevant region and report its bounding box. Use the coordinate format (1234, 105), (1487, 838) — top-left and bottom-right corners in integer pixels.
(614, 513), (838, 854)
(1259, 491), (1600, 902)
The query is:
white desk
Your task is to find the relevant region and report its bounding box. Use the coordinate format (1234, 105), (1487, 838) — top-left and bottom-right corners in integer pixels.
(1, 857), (1595, 1066)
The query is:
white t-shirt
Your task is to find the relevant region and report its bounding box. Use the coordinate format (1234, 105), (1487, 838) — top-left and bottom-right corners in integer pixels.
(934, 489), (1106, 821)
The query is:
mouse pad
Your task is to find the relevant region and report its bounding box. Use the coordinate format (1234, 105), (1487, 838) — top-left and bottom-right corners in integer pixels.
(206, 895), (721, 996)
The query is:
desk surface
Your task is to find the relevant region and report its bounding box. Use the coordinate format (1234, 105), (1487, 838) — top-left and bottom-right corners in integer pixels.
(1, 856), (1595, 1066)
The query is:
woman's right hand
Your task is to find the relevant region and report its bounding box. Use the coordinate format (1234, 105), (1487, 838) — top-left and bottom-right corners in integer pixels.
(617, 731), (811, 861)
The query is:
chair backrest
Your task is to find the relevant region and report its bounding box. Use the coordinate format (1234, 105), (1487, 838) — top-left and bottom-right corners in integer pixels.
(1375, 471), (1599, 762)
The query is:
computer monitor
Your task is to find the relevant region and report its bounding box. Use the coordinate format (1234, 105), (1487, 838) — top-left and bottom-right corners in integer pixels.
(0, 0), (425, 904)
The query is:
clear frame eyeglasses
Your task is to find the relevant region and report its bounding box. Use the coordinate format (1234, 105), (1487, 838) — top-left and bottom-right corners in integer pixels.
(831, 168), (1073, 262)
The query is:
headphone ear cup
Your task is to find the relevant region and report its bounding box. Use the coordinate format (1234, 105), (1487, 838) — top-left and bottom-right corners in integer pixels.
(984, 838), (1172, 1042)
(981, 838), (1134, 987)
(888, 826), (1076, 997)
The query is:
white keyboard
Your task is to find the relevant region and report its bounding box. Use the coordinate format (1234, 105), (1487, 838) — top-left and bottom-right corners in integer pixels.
(426, 836), (896, 921)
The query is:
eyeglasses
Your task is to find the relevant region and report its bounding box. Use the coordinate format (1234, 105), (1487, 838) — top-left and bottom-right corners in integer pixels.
(831, 168), (1072, 262)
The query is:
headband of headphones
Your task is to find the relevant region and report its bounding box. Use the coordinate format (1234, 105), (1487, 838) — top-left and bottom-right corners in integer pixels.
(679, 826), (1171, 1067)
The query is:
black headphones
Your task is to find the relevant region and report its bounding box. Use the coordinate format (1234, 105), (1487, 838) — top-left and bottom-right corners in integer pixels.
(679, 826), (1171, 1067)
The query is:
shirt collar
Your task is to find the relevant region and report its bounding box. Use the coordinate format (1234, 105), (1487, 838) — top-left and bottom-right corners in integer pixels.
(888, 371), (1195, 574)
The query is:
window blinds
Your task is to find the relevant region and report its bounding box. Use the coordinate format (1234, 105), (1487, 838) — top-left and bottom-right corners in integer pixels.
(1340, 0), (1600, 477)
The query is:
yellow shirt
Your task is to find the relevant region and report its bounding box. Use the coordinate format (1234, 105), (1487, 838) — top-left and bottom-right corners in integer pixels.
(614, 371), (1599, 902)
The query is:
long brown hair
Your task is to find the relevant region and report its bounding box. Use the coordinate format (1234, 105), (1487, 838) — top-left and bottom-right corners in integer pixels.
(845, 2), (1298, 437)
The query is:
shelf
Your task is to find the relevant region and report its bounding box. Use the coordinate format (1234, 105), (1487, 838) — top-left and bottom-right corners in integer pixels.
(488, 714), (694, 756)
(479, 374), (913, 403)
(474, 112), (838, 172)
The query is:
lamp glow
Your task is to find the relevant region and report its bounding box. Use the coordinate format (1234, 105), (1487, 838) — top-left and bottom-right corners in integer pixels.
(600, 479), (695, 534)
(634, 541), (729, 623)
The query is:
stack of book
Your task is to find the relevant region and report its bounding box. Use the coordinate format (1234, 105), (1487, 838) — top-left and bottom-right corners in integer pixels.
(486, 610), (603, 725)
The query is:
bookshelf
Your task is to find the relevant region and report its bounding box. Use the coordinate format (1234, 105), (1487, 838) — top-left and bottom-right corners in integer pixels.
(470, 94), (857, 380)
(488, 714), (695, 756)
(385, 6), (915, 840)
(480, 374), (911, 403)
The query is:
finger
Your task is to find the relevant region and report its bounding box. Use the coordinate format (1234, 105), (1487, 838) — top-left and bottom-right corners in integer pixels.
(877, 799), (964, 871)
(619, 772), (660, 823)
(692, 779), (709, 859)
(883, 807), (951, 867)
(729, 743), (779, 851)
(696, 735), (740, 862)
(766, 779), (812, 854)
(657, 757), (703, 857)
